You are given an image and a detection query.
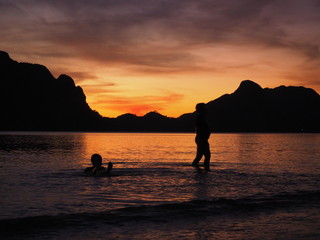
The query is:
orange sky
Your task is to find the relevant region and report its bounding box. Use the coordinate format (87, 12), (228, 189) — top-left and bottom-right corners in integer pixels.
(1, 0), (320, 117)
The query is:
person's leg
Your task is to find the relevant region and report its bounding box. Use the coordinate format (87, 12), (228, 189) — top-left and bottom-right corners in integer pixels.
(203, 141), (211, 170)
(107, 162), (113, 173)
(192, 148), (203, 166)
(193, 137), (203, 166)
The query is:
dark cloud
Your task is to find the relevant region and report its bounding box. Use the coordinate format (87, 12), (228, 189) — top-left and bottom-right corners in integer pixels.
(60, 71), (99, 81)
(1, 1), (319, 57)
(283, 61), (320, 88)
(81, 84), (118, 95)
(1, 0), (319, 86)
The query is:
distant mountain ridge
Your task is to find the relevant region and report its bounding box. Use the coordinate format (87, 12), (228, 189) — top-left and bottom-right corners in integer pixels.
(204, 80), (320, 132)
(0, 50), (102, 131)
(1, 50), (319, 132)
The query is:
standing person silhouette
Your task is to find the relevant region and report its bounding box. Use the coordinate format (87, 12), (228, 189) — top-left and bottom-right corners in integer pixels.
(192, 103), (211, 170)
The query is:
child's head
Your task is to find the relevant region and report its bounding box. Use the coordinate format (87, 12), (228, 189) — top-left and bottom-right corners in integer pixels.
(91, 154), (102, 167)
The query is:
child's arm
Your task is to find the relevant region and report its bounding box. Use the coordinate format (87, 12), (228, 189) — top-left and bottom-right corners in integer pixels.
(107, 162), (113, 173)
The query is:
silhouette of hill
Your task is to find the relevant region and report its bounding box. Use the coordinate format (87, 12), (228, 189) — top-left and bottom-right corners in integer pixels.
(1, 51), (319, 132)
(205, 80), (320, 132)
(0, 51), (102, 131)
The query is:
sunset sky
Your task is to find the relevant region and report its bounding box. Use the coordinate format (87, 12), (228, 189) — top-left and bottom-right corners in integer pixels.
(1, 0), (320, 117)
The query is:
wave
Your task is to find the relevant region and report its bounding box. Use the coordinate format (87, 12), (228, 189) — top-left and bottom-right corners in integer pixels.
(2, 190), (320, 236)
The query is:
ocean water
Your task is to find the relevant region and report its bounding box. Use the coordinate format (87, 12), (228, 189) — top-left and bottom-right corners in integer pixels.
(0, 132), (319, 240)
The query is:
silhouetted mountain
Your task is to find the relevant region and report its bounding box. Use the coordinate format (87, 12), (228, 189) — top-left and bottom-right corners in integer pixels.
(234, 80), (263, 97)
(105, 112), (189, 132)
(1, 51), (319, 132)
(205, 80), (320, 132)
(0, 51), (102, 131)
(104, 80), (320, 132)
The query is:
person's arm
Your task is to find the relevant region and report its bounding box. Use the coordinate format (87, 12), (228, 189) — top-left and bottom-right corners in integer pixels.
(106, 162), (113, 173)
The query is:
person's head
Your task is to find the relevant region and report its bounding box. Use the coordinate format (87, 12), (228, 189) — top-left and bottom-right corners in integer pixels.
(91, 154), (102, 167)
(196, 103), (206, 114)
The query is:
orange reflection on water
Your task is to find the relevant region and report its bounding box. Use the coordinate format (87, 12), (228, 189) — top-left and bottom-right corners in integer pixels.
(81, 133), (195, 167)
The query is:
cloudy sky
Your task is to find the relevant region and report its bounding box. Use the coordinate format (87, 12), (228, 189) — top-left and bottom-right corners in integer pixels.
(1, 0), (319, 117)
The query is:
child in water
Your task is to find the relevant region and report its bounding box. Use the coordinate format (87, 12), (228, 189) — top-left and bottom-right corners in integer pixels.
(84, 153), (113, 176)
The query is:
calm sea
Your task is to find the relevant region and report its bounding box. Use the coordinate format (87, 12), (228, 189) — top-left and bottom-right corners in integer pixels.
(1, 132), (320, 240)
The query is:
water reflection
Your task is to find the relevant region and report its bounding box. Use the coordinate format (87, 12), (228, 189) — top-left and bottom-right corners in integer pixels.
(81, 133), (195, 167)
(1, 132), (320, 221)
(0, 132), (84, 152)
(0, 132), (86, 173)
(193, 170), (210, 200)
(236, 134), (262, 161)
